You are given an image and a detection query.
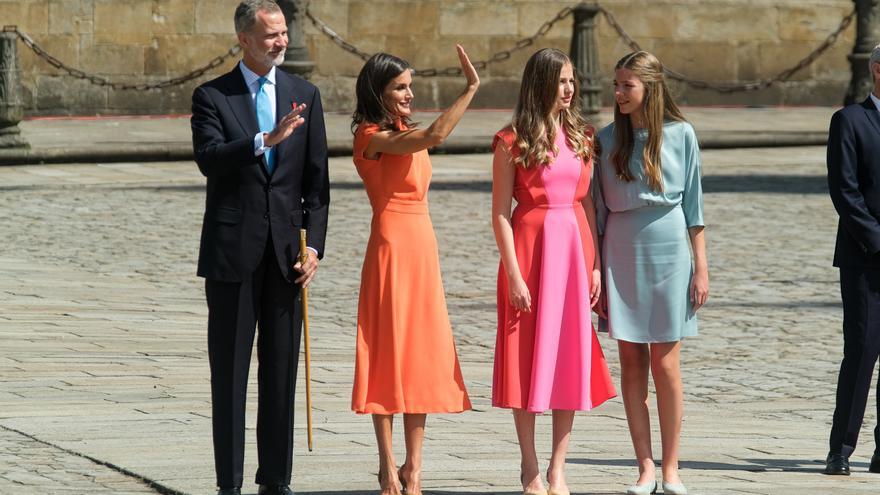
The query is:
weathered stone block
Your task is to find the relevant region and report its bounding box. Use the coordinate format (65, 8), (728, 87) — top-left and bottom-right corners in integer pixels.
(0, 2), (25, 29)
(144, 34), (237, 76)
(304, 0), (349, 37)
(0, 1), (49, 34)
(809, 44), (852, 86)
(516, 1), (578, 38)
(350, 1), (439, 37)
(34, 75), (107, 113)
(676, 4), (778, 42)
(782, 80), (846, 106)
(80, 43), (144, 75)
(671, 81), (785, 107)
(594, 36), (658, 76)
(48, 0), (94, 35)
(597, 4), (684, 40)
(108, 85), (166, 113)
(483, 35), (568, 78)
(735, 40), (761, 81)
(311, 37), (384, 79)
(652, 40), (737, 82)
(309, 74), (356, 113)
(439, 2), (517, 36)
(754, 40), (815, 82)
(387, 35), (489, 74)
(470, 77), (520, 109)
(18, 33), (79, 76)
(94, 0), (153, 45)
(151, 0), (196, 35)
(778, 6), (852, 42)
(194, 0), (239, 35)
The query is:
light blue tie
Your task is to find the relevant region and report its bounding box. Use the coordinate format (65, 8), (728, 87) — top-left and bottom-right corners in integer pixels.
(256, 76), (275, 175)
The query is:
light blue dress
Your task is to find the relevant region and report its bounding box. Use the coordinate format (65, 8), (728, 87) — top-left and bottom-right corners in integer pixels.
(594, 121), (704, 343)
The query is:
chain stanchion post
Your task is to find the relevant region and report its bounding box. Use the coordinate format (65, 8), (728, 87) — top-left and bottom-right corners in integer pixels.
(279, 0), (315, 78)
(0, 26), (27, 149)
(570, 3), (601, 118)
(845, 0), (880, 105)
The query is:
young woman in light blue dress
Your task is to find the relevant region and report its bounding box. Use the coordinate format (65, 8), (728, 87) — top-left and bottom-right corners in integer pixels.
(594, 51), (709, 495)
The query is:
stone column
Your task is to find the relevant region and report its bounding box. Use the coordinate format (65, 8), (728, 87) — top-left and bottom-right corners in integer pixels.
(570, 3), (601, 118)
(844, 0), (880, 104)
(278, 0), (315, 79)
(0, 29), (27, 148)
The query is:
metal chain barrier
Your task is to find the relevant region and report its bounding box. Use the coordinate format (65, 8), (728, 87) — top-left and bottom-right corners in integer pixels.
(305, 4), (576, 76)
(2, 1), (858, 93)
(2, 25), (240, 91)
(306, 2), (856, 92)
(597, 5), (857, 93)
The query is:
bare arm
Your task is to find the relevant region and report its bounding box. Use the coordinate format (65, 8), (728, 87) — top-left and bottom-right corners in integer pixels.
(366, 45), (480, 157)
(688, 226), (708, 310)
(491, 144), (531, 312)
(581, 192), (602, 308)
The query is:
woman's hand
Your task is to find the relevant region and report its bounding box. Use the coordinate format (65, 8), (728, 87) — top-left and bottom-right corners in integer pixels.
(508, 275), (531, 313)
(456, 44), (479, 91)
(590, 268), (601, 308)
(594, 290), (608, 320)
(690, 267), (709, 311)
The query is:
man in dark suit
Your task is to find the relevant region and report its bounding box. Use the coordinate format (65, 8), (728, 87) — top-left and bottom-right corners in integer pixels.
(190, 1), (329, 493)
(824, 43), (880, 476)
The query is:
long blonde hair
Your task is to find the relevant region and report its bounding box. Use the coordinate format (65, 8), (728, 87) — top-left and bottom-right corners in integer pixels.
(611, 51), (685, 192)
(511, 48), (593, 167)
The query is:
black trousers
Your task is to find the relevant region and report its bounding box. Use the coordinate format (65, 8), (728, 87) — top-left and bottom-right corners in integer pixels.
(206, 238), (302, 488)
(829, 266), (880, 457)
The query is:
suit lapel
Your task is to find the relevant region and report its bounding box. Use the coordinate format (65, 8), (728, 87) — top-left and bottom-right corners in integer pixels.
(273, 71), (301, 179)
(226, 65), (260, 139)
(862, 97), (880, 136)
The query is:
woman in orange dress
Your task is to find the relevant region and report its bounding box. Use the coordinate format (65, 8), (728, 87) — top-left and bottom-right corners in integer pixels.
(350, 45), (478, 495)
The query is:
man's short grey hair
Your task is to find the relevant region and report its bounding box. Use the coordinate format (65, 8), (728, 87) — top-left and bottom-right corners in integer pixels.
(234, 0), (282, 34)
(871, 43), (880, 71)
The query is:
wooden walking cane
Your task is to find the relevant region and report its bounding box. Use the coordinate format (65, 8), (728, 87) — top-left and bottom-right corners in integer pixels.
(298, 229), (314, 452)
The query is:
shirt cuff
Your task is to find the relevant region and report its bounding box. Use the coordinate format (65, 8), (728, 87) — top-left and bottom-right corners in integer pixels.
(306, 246), (319, 257)
(254, 132), (271, 156)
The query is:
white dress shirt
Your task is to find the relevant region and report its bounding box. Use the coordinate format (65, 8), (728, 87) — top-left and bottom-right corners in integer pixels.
(871, 91), (880, 113)
(239, 60), (276, 157)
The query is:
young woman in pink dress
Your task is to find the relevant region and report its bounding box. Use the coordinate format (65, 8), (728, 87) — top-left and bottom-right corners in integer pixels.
(491, 48), (617, 495)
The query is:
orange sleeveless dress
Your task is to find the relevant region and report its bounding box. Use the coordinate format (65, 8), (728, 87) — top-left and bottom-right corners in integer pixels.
(350, 123), (471, 415)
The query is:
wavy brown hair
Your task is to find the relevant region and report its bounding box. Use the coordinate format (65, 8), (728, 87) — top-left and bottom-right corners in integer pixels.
(611, 51), (685, 192)
(510, 48), (593, 168)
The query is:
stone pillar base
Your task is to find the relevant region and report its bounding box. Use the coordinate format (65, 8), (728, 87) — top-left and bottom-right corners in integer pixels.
(0, 125), (28, 149)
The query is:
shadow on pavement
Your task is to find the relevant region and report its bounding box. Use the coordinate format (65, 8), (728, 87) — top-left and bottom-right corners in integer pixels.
(569, 456), (841, 474)
(703, 175), (827, 194)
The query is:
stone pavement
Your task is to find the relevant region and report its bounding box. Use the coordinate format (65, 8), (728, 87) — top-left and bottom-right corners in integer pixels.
(0, 106), (835, 165)
(1, 141), (878, 495)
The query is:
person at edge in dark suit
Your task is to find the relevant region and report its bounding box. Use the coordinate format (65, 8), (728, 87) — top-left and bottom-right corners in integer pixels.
(824, 42), (880, 477)
(190, 1), (329, 493)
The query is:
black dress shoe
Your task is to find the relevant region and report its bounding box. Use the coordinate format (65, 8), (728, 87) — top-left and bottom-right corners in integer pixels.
(824, 452), (850, 475)
(217, 488), (241, 495)
(258, 485), (293, 495)
(870, 453), (880, 473)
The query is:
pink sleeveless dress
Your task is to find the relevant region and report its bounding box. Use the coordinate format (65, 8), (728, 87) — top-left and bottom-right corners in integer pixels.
(492, 127), (617, 413)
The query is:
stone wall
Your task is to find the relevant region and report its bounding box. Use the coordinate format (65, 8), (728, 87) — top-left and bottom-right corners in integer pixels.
(1, 0), (857, 115)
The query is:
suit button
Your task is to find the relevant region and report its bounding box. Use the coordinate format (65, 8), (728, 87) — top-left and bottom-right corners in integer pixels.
(266, 185), (273, 192)
(263, 213), (269, 220)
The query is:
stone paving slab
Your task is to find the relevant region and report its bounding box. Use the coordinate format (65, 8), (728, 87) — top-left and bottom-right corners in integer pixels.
(1, 147), (878, 494)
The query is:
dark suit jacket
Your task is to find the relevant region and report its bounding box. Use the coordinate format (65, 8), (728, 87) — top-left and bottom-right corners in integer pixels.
(827, 97), (880, 268)
(191, 64), (329, 282)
